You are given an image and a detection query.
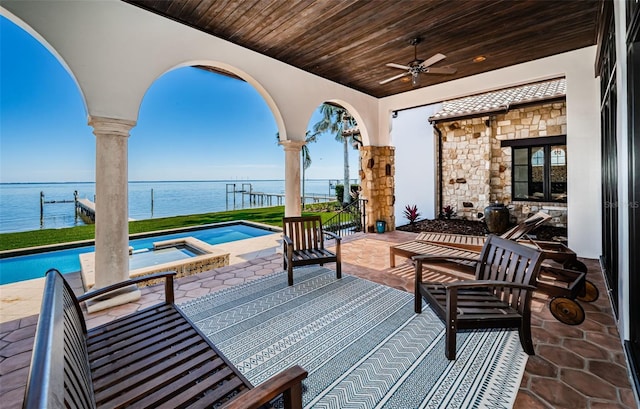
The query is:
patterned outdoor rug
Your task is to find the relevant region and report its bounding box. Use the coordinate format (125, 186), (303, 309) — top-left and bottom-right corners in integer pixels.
(179, 267), (527, 408)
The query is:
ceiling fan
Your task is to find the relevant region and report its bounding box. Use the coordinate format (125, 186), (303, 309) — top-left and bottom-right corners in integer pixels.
(379, 38), (457, 86)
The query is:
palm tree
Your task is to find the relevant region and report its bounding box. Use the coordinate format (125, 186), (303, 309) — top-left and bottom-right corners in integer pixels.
(312, 104), (359, 204)
(301, 130), (318, 208)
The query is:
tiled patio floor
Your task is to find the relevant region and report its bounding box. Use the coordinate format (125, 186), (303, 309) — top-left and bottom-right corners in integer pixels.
(0, 231), (637, 408)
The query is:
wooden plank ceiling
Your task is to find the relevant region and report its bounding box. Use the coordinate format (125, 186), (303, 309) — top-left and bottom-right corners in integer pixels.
(125, 0), (600, 98)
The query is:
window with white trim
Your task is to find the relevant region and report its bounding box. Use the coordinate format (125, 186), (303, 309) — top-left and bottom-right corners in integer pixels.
(503, 136), (567, 203)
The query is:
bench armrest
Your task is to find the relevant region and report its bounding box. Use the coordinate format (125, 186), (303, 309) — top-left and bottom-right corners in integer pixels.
(77, 271), (177, 304)
(282, 234), (293, 247)
(442, 280), (536, 292)
(221, 365), (308, 409)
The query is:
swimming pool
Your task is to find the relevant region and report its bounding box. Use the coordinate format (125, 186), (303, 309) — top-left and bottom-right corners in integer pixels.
(0, 222), (276, 285)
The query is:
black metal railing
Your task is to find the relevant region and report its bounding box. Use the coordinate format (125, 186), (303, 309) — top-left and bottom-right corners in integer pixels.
(324, 199), (367, 237)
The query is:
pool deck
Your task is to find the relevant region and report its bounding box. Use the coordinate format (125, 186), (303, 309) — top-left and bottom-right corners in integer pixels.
(0, 231), (637, 408)
(0, 232), (282, 324)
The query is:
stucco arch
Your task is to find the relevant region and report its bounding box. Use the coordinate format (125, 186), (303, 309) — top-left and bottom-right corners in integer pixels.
(1, 0), (378, 144)
(322, 99), (371, 147)
(0, 7), (88, 116)
(142, 60), (287, 141)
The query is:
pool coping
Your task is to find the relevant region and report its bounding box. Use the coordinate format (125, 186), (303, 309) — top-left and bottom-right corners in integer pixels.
(79, 237), (231, 289)
(0, 231), (285, 323)
(0, 220), (281, 258)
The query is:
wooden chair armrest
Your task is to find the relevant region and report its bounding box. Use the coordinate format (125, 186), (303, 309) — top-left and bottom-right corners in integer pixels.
(413, 255), (479, 264)
(324, 230), (341, 242)
(220, 365), (308, 409)
(442, 280), (536, 291)
(283, 235), (293, 246)
(77, 271), (176, 303)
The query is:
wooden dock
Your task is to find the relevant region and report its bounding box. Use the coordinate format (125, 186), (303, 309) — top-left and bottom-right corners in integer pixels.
(76, 198), (96, 223)
(246, 192), (332, 206)
(225, 183), (333, 209)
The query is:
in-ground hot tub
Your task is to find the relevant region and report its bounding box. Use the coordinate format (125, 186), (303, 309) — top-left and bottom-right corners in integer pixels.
(80, 237), (229, 289)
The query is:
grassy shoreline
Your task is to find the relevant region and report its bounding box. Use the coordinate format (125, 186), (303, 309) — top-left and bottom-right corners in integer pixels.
(0, 205), (334, 252)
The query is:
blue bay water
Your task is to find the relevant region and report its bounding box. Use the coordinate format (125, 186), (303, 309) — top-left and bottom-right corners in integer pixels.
(0, 180), (338, 234)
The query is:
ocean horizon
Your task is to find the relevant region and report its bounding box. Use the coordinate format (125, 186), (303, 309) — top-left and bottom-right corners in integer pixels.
(0, 179), (351, 234)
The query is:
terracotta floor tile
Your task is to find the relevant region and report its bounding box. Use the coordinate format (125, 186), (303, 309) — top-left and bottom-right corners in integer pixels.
(537, 344), (586, 369)
(525, 355), (559, 377)
(0, 366), (29, 395)
(0, 336), (35, 357)
(1, 325), (36, 343)
(561, 368), (619, 400)
(621, 387), (639, 408)
(0, 319), (20, 334)
(1, 384), (26, 409)
(586, 331), (629, 352)
(591, 399), (630, 409)
(513, 390), (553, 409)
(563, 338), (609, 360)
(588, 360), (634, 388)
(533, 326), (563, 345)
(541, 321), (586, 339)
(0, 351), (32, 376)
(529, 376), (589, 408)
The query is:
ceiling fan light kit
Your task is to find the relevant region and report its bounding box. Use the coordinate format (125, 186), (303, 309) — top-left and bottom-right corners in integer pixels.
(379, 37), (457, 87)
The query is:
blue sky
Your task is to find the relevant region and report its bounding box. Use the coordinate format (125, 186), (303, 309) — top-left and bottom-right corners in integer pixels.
(0, 16), (358, 183)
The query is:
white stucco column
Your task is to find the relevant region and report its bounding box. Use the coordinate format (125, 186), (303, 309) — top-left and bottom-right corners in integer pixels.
(280, 140), (305, 217)
(87, 116), (139, 312)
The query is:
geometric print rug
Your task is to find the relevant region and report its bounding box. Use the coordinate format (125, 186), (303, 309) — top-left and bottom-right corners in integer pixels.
(179, 267), (527, 408)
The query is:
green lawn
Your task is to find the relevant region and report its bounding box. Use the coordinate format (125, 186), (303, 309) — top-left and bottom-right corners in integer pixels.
(0, 206), (335, 251)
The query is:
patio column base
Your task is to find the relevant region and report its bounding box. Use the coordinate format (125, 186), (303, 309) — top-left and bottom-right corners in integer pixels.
(85, 284), (141, 314)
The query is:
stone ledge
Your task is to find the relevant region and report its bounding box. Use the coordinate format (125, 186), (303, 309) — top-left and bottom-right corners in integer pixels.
(80, 237), (230, 290)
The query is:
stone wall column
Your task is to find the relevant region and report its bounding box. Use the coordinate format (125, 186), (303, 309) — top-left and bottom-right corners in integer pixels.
(87, 116), (139, 312)
(360, 146), (395, 232)
(280, 140), (305, 217)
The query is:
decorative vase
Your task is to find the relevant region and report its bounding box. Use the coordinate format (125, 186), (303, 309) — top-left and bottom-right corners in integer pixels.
(484, 202), (510, 234)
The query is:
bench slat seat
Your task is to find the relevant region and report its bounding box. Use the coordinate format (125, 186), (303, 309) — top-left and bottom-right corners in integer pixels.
(390, 240), (478, 268)
(23, 269), (308, 409)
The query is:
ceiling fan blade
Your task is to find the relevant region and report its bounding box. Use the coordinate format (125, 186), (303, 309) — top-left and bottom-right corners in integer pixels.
(386, 62), (412, 70)
(425, 67), (458, 75)
(420, 53), (446, 68)
(379, 72), (410, 84)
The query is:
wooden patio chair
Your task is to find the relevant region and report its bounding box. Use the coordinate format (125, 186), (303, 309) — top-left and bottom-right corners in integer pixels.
(283, 216), (341, 285)
(414, 235), (544, 360)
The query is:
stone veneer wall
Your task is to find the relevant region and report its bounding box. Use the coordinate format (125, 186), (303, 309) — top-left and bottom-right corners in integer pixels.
(360, 146), (395, 232)
(439, 118), (491, 220)
(437, 101), (568, 226)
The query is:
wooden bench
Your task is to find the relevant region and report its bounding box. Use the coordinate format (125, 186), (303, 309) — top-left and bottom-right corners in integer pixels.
(23, 269), (308, 409)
